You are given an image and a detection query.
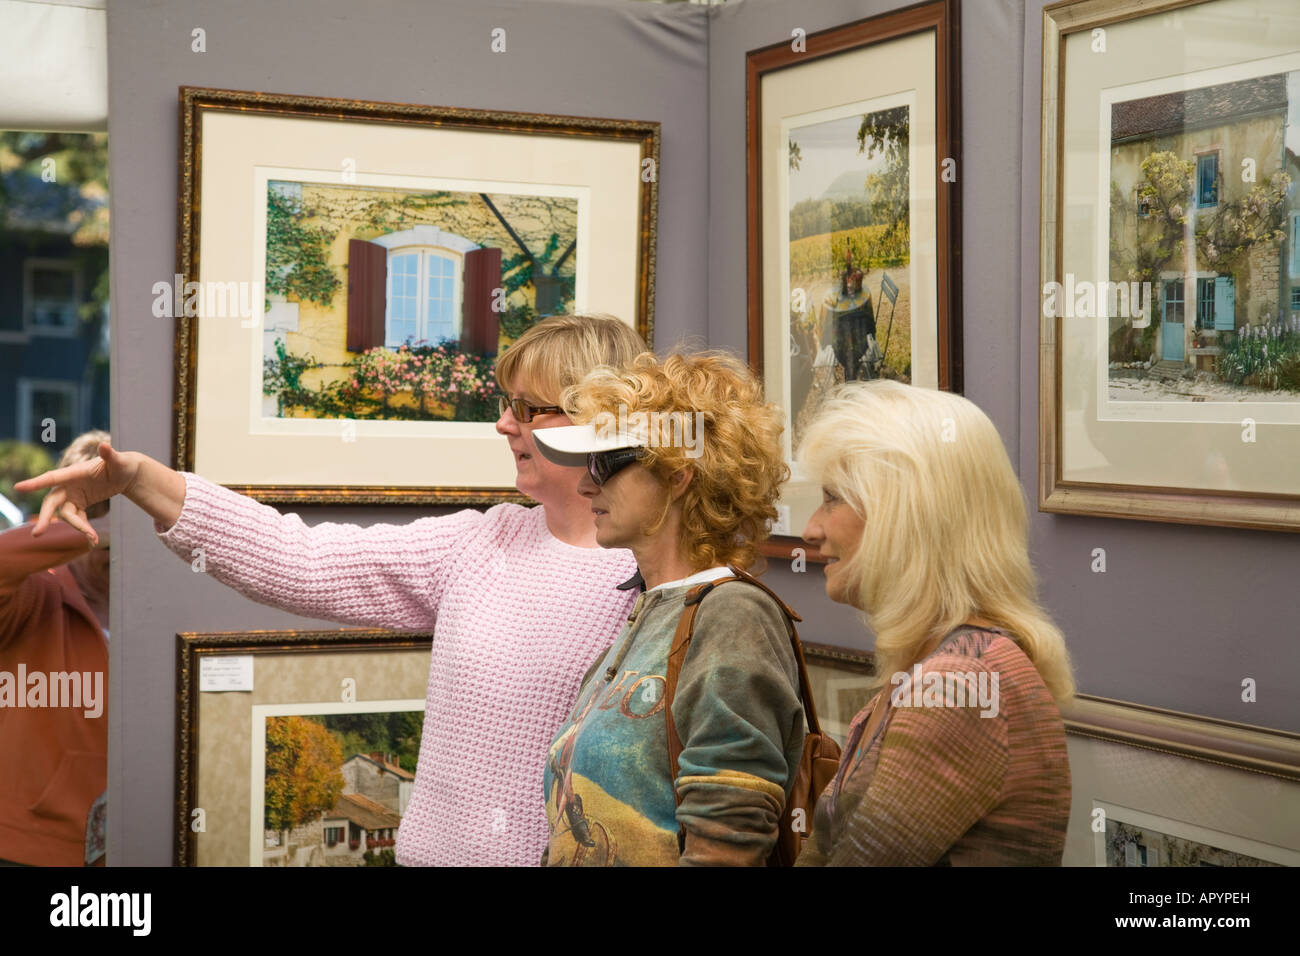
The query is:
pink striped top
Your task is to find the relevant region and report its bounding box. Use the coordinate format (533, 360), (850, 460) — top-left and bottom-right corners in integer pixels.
(797, 628), (1071, 866)
(157, 473), (638, 866)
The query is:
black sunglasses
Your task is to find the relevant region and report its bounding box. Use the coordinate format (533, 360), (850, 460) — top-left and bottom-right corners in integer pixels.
(498, 395), (565, 423)
(588, 447), (645, 486)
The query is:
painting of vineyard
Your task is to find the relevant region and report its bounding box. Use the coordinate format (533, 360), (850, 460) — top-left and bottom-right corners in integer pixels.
(786, 104), (911, 449)
(260, 179), (580, 424)
(262, 709), (423, 867)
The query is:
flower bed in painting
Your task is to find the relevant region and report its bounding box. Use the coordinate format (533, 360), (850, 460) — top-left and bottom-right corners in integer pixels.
(264, 339), (500, 422)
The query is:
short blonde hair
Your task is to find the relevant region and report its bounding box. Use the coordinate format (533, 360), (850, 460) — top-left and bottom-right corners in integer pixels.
(798, 381), (1075, 703)
(495, 313), (647, 406)
(58, 429), (111, 519)
(566, 351), (788, 571)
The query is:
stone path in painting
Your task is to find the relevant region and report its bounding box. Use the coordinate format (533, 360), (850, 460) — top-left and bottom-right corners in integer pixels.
(1108, 372), (1300, 403)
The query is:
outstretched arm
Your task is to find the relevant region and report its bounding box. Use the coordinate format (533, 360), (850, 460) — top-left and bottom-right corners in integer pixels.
(18, 442), (481, 630)
(15, 443), (183, 544)
(153, 472), (481, 629)
(0, 517), (108, 600)
(0, 516), (110, 647)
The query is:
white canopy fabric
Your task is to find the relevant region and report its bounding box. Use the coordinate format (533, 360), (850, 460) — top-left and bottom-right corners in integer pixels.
(0, 0), (107, 131)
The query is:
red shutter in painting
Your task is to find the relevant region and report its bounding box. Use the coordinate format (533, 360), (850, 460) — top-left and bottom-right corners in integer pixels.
(461, 246), (502, 356)
(347, 239), (387, 352)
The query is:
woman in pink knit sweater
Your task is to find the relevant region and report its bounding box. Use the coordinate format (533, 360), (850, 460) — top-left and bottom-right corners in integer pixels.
(18, 314), (648, 866)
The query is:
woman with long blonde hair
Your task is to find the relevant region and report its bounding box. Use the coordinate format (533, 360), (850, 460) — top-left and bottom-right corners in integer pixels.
(796, 380), (1073, 866)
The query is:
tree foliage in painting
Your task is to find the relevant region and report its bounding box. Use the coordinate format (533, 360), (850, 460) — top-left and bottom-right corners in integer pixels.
(1108, 149), (1294, 372)
(317, 711), (423, 776)
(856, 106), (910, 248)
(265, 188), (342, 307)
(1110, 150), (1291, 284)
(264, 716), (345, 832)
(500, 231), (576, 308)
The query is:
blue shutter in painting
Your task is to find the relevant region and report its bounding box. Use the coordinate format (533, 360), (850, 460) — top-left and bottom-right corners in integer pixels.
(1213, 275), (1235, 331)
(1291, 214), (1300, 277)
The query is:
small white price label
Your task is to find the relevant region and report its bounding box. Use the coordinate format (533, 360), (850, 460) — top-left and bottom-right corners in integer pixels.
(199, 655), (254, 692)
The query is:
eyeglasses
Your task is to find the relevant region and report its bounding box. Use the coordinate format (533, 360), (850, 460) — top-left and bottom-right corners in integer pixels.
(588, 447), (644, 486)
(498, 395), (565, 424)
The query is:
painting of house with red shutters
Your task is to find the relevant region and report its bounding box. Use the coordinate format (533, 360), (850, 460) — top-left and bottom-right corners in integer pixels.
(1107, 70), (1300, 402)
(260, 179), (578, 423)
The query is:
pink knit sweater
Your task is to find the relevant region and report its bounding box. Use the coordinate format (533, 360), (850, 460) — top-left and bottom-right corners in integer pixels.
(157, 473), (638, 866)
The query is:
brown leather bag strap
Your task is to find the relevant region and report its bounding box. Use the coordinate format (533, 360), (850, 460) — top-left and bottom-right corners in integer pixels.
(717, 566), (825, 737)
(721, 564), (802, 623)
(662, 569), (823, 801)
(664, 582), (711, 809)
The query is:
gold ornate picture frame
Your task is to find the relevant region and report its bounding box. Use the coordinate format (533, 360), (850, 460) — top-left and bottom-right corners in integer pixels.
(1039, 0), (1300, 532)
(175, 628), (432, 866)
(175, 87), (659, 505)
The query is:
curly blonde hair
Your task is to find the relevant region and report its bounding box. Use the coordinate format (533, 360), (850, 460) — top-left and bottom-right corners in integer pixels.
(565, 351), (788, 571)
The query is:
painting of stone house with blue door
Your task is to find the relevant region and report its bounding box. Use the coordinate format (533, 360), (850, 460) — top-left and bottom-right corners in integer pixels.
(1108, 70), (1300, 402)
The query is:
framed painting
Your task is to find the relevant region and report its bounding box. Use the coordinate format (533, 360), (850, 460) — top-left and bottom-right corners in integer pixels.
(175, 87), (659, 505)
(804, 642), (1300, 778)
(1095, 802), (1297, 866)
(1040, 0), (1300, 531)
(746, 0), (963, 558)
(803, 641), (877, 743)
(174, 628), (433, 866)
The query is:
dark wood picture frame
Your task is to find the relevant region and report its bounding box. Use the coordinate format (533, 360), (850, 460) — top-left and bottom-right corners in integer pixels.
(745, 0), (964, 560)
(175, 86), (660, 506)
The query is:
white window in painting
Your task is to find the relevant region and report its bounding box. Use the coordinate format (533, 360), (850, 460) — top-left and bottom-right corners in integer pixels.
(373, 226), (478, 349)
(16, 379), (80, 445)
(385, 246), (462, 347)
(24, 259), (81, 335)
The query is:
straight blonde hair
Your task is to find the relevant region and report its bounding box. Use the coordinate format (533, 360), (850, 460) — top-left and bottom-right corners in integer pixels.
(495, 313), (647, 406)
(799, 381), (1075, 703)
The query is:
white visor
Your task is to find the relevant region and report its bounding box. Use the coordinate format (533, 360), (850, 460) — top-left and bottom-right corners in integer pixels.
(531, 423), (648, 467)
